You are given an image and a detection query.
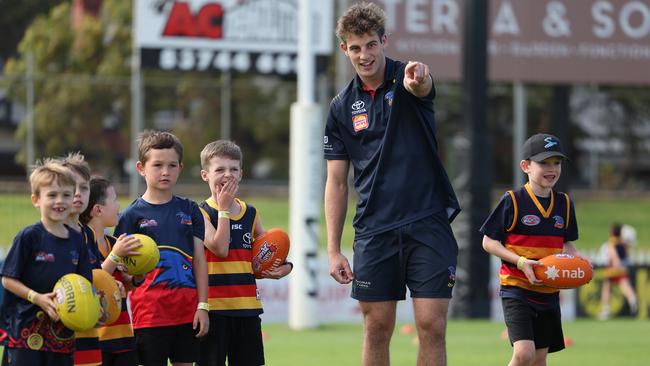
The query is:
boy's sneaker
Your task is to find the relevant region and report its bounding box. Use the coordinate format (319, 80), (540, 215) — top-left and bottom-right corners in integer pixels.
(598, 310), (610, 321)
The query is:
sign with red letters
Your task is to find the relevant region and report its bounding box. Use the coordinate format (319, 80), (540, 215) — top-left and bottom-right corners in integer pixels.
(135, 0), (334, 74)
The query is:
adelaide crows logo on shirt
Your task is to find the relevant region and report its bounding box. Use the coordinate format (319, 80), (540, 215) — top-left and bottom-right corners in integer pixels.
(384, 90), (394, 107)
(176, 212), (192, 225)
(138, 219), (158, 228)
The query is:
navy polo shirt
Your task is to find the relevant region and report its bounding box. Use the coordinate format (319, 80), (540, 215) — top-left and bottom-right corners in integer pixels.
(324, 57), (460, 238)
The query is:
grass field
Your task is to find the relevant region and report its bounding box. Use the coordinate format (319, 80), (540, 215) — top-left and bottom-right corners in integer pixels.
(1, 193), (649, 252)
(0, 319), (646, 365)
(261, 319), (649, 365)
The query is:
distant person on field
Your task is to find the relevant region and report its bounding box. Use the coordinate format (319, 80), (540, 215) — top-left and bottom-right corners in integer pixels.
(481, 133), (585, 366)
(114, 130), (209, 366)
(598, 223), (637, 320)
(0, 159), (92, 366)
(80, 177), (143, 365)
(197, 140), (292, 366)
(60, 152), (104, 366)
(324, 3), (460, 365)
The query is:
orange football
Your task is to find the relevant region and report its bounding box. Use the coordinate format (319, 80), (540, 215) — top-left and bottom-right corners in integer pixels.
(252, 228), (290, 279)
(533, 254), (593, 289)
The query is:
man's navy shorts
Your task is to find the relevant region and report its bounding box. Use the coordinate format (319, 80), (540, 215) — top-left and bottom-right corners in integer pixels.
(351, 212), (458, 301)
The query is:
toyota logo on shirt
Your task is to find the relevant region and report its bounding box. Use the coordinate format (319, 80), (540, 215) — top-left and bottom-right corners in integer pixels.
(351, 100), (365, 110)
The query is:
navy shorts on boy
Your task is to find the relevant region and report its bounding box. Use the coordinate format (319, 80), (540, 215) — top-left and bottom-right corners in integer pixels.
(352, 211), (458, 301)
(0, 222), (91, 355)
(2, 347), (74, 366)
(502, 297), (565, 353)
(134, 324), (199, 365)
(198, 314), (264, 366)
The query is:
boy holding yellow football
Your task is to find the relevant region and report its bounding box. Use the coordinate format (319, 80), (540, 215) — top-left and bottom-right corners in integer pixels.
(114, 130), (209, 366)
(80, 176), (143, 366)
(197, 139), (292, 366)
(480, 134), (583, 366)
(0, 159), (93, 366)
(60, 152), (105, 366)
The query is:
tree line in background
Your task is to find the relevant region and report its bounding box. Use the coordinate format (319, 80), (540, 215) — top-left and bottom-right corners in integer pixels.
(2, 0), (650, 188)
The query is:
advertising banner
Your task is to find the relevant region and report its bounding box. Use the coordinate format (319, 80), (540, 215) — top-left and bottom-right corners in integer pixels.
(374, 0), (650, 84)
(135, 0), (334, 74)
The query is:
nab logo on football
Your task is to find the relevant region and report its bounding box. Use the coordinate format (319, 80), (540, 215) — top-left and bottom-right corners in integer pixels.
(163, 2), (224, 39)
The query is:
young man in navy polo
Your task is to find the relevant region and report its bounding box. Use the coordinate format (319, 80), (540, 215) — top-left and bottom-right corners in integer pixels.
(324, 3), (460, 366)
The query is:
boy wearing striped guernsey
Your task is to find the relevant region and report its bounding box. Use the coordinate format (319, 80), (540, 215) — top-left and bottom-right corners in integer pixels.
(480, 133), (587, 366)
(198, 140), (292, 366)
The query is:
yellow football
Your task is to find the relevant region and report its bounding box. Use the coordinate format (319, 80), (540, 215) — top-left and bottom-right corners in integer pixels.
(53, 273), (101, 331)
(121, 234), (160, 275)
(92, 269), (122, 325)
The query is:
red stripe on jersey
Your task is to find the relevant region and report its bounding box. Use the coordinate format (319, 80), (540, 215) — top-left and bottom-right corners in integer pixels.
(205, 249), (251, 262)
(500, 263), (525, 278)
(506, 233), (564, 249)
(73, 349), (102, 366)
(113, 309), (132, 326)
(209, 284), (257, 298)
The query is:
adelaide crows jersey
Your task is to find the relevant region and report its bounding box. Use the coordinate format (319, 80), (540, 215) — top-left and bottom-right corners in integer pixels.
(114, 195), (205, 329)
(0, 222), (92, 353)
(200, 198), (263, 317)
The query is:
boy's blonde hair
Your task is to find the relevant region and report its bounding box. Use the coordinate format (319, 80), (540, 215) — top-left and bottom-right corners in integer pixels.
(200, 140), (243, 169)
(61, 151), (91, 181)
(30, 159), (76, 196)
(138, 130), (184, 164)
(336, 2), (386, 43)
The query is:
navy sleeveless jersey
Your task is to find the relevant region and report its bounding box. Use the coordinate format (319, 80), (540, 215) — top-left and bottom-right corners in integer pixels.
(480, 184), (578, 306)
(200, 198), (263, 317)
(324, 57), (460, 238)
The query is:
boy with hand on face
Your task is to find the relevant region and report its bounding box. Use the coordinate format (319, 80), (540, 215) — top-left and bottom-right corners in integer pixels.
(197, 140), (292, 366)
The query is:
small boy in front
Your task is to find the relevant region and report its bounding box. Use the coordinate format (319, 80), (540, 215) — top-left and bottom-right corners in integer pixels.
(480, 133), (583, 366)
(114, 130), (209, 366)
(197, 140), (292, 366)
(0, 159), (92, 366)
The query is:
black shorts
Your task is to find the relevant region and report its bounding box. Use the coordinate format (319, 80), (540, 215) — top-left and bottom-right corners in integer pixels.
(134, 323), (200, 365)
(197, 314), (264, 366)
(101, 350), (138, 366)
(502, 297), (565, 353)
(351, 212), (458, 301)
(1, 348), (73, 366)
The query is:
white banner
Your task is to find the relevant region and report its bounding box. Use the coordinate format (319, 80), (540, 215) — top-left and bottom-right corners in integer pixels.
(134, 0), (333, 73)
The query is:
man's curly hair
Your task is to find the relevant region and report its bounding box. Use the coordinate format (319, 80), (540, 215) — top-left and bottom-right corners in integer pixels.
(336, 2), (386, 43)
